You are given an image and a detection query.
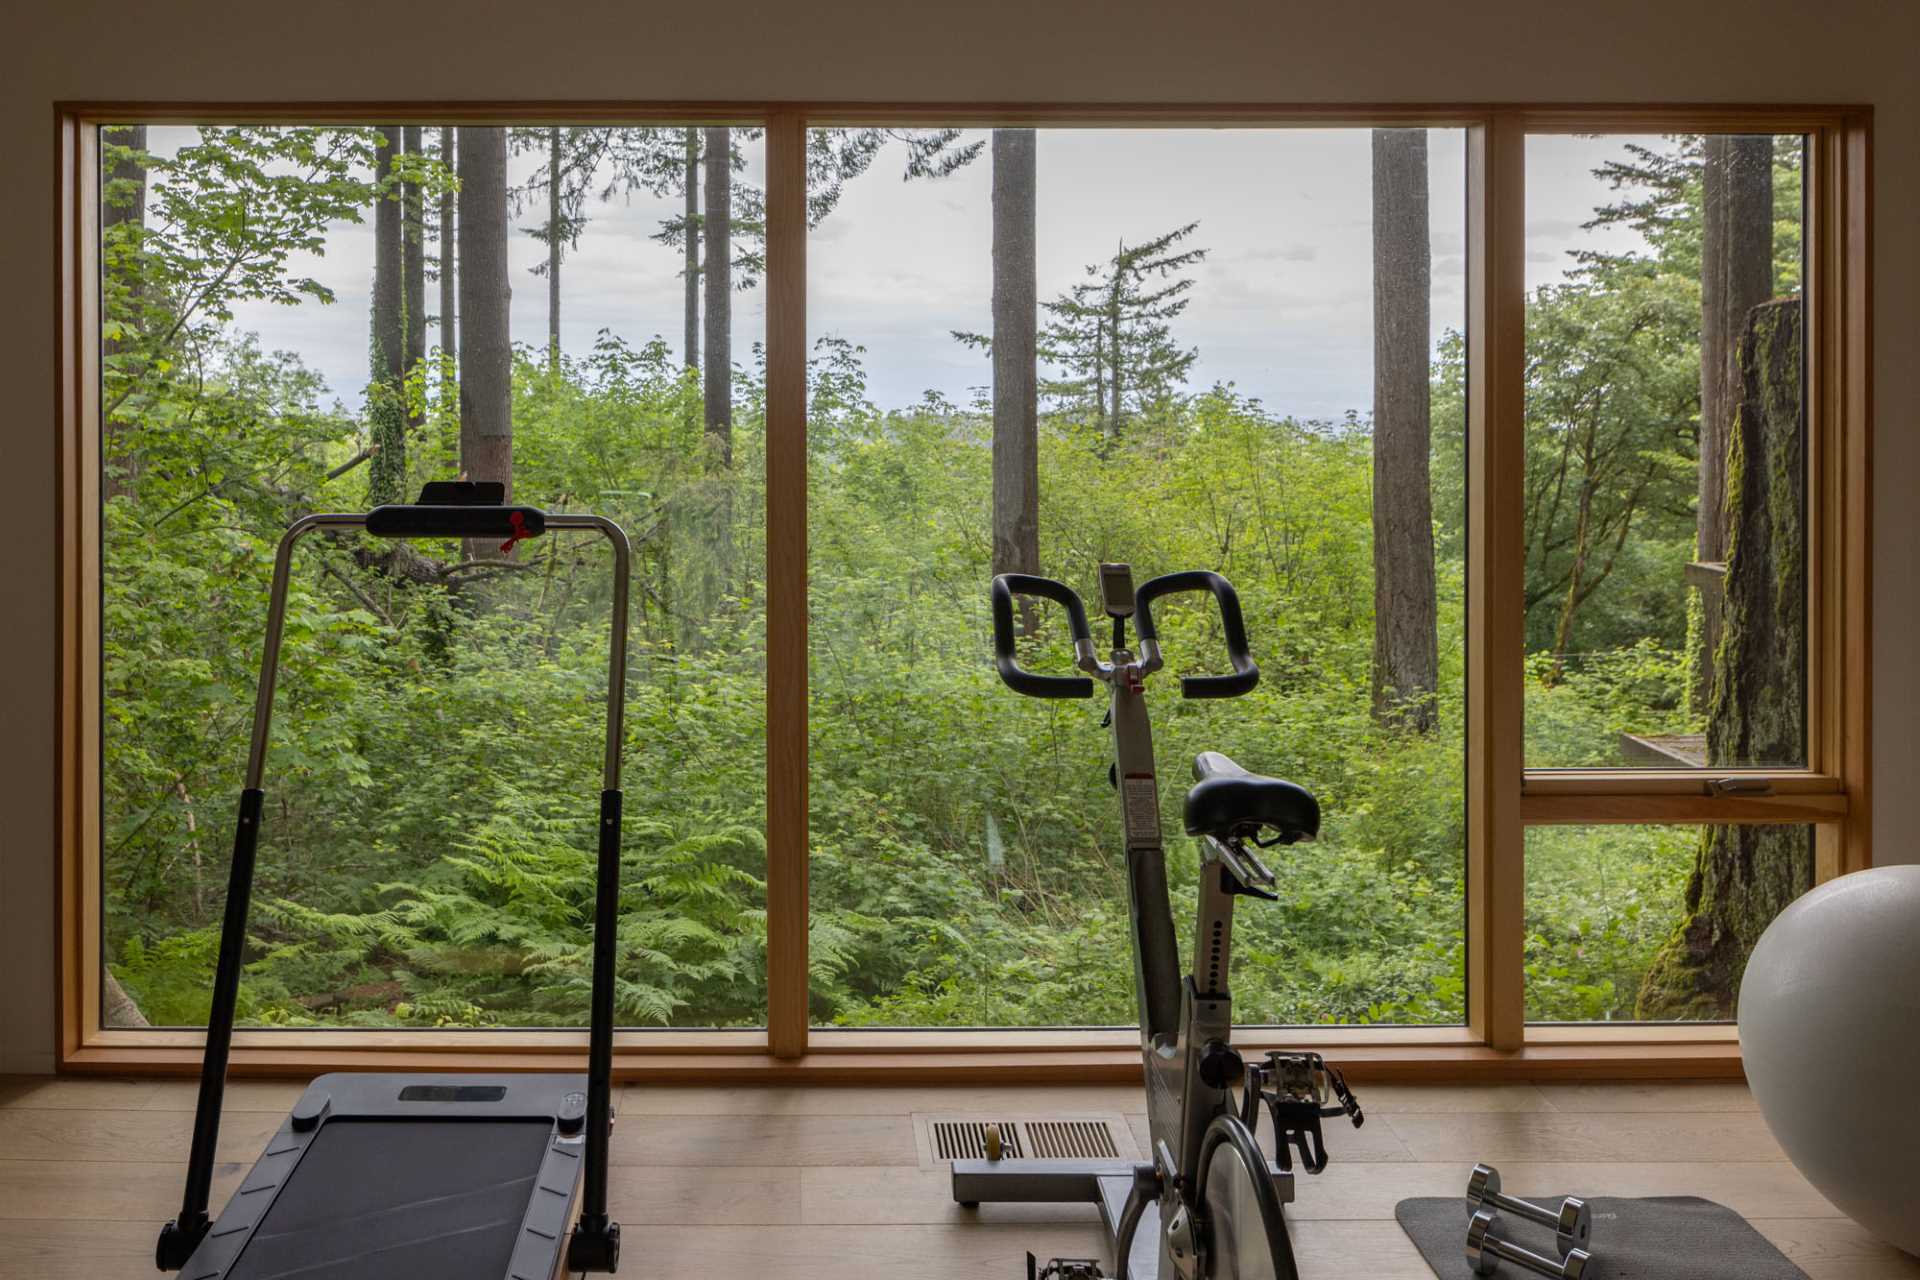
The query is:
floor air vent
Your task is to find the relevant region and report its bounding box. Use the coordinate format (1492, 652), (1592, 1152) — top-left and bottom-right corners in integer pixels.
(1025, 1119), (1120, 1160)
(914, 1114), (1137, 1170)
(932, 1120), (1027, 1162)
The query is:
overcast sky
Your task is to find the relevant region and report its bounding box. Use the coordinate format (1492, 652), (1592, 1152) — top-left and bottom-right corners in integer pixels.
(160, 127), (1661, 422)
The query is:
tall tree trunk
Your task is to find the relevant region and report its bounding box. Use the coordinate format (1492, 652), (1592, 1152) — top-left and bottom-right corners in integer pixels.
(989, 129), (1039, 581)
(1098, 318), (1113, 433)
(367, 125), (408, 506)
(547, 126), (563, 371)
(437, 127), (456, 404)
(702, 126), (732, 457)
(1692, 134), (1773, 714)
(403, 125), (427, 429)
(457, 126), (513, 555)
(101, 124), (147, 500)
(683, 127), (700, 372)
(1369, 128), (1440, 732)
(1638, 300), (1805, 1018)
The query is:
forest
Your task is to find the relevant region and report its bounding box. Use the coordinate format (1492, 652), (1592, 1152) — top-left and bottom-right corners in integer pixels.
(96, 123), (1806, 1032)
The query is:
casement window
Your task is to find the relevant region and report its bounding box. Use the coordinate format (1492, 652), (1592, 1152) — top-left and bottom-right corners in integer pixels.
(54, 107), (1870, 1076)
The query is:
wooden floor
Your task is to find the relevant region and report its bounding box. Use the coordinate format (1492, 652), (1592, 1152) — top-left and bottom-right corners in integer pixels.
(1, 1076), (1915, 1279)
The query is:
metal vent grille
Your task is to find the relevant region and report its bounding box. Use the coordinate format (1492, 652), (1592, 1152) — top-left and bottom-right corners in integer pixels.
(916, 1114), (1134, 1169)
(1024, 1119), (1120, 1160)
(932, 1120), (1026, 1161)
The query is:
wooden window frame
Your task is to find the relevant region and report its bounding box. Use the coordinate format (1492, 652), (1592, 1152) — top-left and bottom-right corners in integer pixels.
(52, 102), (1872, 1081)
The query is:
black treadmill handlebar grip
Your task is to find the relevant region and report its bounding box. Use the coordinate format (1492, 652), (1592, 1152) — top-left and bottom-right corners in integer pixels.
(363, 504), (548, 539)
(1133, 570), (1260, 699)
(990, 574), (1096, 699)
(578, 787), (621, 1256)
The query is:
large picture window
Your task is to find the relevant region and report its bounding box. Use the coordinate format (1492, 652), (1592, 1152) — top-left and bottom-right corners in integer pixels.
(96, 123), (768, 1030)
(806, 127), (1468, 1028)
(55, 106), (1871, 1072)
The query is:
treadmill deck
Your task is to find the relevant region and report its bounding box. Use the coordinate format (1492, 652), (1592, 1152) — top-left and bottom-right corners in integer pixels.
(181, 1073), (591, 1280)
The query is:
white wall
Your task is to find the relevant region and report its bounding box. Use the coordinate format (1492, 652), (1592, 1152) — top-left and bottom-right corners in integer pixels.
(2, 0), (1913, 1073)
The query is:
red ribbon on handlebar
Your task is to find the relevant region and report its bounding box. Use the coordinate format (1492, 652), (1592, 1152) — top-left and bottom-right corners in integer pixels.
(499, 510), (531, 555)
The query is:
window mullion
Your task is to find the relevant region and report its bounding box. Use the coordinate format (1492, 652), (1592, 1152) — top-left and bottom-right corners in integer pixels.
(1466, 111), (1528, 1053)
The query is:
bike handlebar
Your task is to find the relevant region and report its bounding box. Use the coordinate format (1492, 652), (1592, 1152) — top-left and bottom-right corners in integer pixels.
(990, 574), (1096, 699)
(1134, 571), (1260, 699)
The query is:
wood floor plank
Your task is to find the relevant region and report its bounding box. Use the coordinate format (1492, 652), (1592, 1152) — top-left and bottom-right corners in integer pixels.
(610, 1112), (919, 1166)
(1288, 1220), (1441, 1279)
(624, 1224), (1107, 1280)
(0, 1108), (280, 1164)
(608, 1164), (802, 1225)
(0, 1219), (158, 1280)
(619, 1082), (1148, 1116)
(0, 1160), (242, 1222)
(1752, 1218), (1920, 1279)
(0, 1077), (165, 1110)
(1534, 1081), (1761, 1113)
(1358, 1083), (1554, 1113)
(1383, 1111), (1785, 1163)
(802, 1165), (1106, 1226)
(136, 1078), (310, 1113)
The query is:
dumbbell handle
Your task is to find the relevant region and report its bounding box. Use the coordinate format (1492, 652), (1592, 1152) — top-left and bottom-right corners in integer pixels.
(1468, 1164), (1591, 1251)
(1467, 1210), (1590, 1280)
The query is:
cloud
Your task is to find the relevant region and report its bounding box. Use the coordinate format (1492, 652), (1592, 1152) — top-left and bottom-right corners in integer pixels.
(1238, 243), (1319, 264)
(1526, 218), (1580, 239)
(1432, 230), (1465, 256)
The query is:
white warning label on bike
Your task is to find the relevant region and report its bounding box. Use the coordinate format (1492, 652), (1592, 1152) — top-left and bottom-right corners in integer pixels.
(1122, 774), (1161, 843)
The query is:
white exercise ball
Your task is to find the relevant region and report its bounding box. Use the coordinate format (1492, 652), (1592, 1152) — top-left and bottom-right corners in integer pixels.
(1738, 865), (1920, 1257)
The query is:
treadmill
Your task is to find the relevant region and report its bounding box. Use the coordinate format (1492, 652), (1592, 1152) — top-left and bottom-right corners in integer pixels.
(155, 483), (628, 1279)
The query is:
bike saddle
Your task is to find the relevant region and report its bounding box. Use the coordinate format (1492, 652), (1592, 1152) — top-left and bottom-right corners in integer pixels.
(1184, 751), (1320, 844)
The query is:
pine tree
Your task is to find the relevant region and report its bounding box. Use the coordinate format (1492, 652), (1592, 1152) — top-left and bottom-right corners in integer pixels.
(100, 125), (149, 500)
(437, 128), (456, 403)
(512, 127), (613, 372)
(683, 128), (699, 371)
(366, 126), (408, 506)
(990, 130), (1038, 580)
(1037, 222), (1206, 442)
(703, 126), (733, 455)
(402, 125), (427, 427)
(458, 126), (512, 553)
(1370, 129), (1440, 732)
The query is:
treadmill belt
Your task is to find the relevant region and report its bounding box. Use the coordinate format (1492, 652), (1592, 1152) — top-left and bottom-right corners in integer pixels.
(230, 1117), (555, 1280)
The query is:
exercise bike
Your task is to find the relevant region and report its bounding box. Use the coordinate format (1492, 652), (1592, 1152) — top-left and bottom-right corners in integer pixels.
(952, 565), (1363, 1280)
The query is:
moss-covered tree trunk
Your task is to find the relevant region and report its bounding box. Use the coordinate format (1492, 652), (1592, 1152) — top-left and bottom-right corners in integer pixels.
(1637, 298), (1806, 1019)
(1691, 135), (1773, 714)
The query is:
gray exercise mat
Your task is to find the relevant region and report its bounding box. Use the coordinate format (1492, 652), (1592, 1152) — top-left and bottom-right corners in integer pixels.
(1395, 1195), (1810, 1280)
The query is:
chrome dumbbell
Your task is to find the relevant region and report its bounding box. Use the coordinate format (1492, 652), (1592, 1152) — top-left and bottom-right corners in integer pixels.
(1467, 1209), (1591, 1279)
(1467, 1163), (1592, 1254)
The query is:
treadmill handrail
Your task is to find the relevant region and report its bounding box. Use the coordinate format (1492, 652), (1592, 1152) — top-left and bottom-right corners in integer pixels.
(246, 511), (631, 792)
(162, 506), (631, 1272)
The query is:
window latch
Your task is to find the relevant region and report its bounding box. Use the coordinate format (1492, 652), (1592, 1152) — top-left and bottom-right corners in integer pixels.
(1707, 776), (1774, 797)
